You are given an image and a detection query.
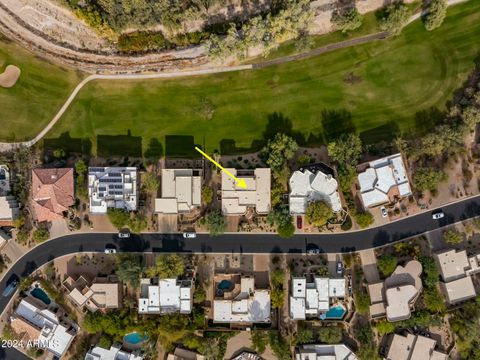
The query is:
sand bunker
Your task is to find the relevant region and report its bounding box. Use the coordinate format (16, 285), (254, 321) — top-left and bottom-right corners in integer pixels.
(0, 65), (21, 88)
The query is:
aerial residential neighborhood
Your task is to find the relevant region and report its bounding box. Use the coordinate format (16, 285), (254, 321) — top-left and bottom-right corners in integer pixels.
(0, 0), (480, 359)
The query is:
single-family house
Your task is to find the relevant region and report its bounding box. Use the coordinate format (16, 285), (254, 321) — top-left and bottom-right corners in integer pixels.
(88, 167), (137, 213)
(289, 165), (342, 214)
(155, 169), (202, 214)
(138, 278), (193, 314)
(357, 154), (411, 208)
(385, 333), (448, 360)
(221, 168), (271, 215)
(213, 275), (271, 324)
(368, 260), (423, 322)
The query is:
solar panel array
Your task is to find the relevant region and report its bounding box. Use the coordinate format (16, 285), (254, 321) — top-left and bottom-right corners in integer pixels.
(99, 178), (122, 183)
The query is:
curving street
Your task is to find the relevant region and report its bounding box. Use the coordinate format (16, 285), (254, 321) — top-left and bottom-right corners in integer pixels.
(1, 194), (480, 314)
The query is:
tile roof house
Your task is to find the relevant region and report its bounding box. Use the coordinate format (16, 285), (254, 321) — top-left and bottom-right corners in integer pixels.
(31, 168), (74, 222)
(289, 166), (342, 214)
(63, 275), (122, 312)
(434, 249), (478, 304)
(289, 276), (346, 320)
(357, 154), (411, 208)
(368, 260), (423, 322)
(385, 333), (448, 360)
(85, 344), (143, 360)
(295, 344), (358, 360)
(88, 167), (137, 213)
(213, 275), (271, 324)
(221, 168), (271, 215)
(155, 169), (202, 214)
(11, 298), (77, 358)
(138, 278), (193, 314)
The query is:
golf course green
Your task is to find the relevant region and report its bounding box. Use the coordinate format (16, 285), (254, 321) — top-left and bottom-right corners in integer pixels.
(0, 1), (479, 156)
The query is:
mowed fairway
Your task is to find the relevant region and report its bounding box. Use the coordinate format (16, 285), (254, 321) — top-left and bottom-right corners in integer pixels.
(0, 35), (81, 141)
(2, 1), (480, 155)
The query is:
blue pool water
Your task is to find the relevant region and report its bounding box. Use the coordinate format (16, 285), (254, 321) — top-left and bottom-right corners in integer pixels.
(324, 305), (346, 319)
(124, 332), (148, 345)
(218, 280), (232, 290)
(30, 288), (51, 305)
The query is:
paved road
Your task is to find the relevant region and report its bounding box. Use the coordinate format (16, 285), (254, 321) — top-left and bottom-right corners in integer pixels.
(1, 194), (479, 359)
(2, 194), (480, 311)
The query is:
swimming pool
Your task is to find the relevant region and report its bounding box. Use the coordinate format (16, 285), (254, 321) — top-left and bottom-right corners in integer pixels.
(324, 305), (347, 319)
(30, 287), (51, 305)
(218, 280), (232, 290)
(124, 332), (148, 345)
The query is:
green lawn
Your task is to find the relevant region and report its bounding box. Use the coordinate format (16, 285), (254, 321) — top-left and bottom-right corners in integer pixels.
(0, 35), (82, 141)
(2, 1), (480, 157)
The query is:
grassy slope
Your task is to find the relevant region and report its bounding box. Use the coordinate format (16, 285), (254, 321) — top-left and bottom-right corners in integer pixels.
(2, 1), (479, 156)
(0, 35), (82, 141)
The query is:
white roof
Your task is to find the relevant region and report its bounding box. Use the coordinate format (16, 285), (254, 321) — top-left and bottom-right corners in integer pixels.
(214, 278), (270, 324)
(221, 168), (271, 215)
(15, 299), (75, 357)
(289, 169), (342, 214)
(138, 278), (192, 314)
(440, 277), (476, 304)
(290, 296), (306, 320)
(295, 344), (358, 360)
(358, 154), (411, 208)
(85, 345), (144, 360)
(155, 169), (202, 214)
(435, 249), (470, 282)
(290, 277), (346, 320)
(88, 167), (137, 214)
(0, 195), (19, 221)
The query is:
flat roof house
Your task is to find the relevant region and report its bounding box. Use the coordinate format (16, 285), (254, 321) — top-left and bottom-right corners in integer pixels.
(295, 344), (358, 360)
(213, 275), (271, 324)
(31, 168), (75, 222)
(63, 275), (122, 312)
(11, 298), (77, 358)
(85, 344), (143, 360)
(167, 348), (206, 360)
(385, 333), (447, 360)
(0, 165), (11, 194)
(0, 195), (19, 226)
(357, 153), (411, 208)
(88, 167), (137, 213)
(221, 168), (271, 215)
(138, 278), (193, 314)
(290, 276), (346, 320)
(155, 169), (202, 214)
(289, 166), (342, 214)
(434, 249), (478, 304)
(368, 260), (423, 322)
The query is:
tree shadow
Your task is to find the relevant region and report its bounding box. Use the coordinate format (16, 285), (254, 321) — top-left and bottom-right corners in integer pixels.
(165, 135), (199, 158)
(414, 107), (444, 135)
(97, 130), (142, 158)
(321, 109), (356, 142)
(144, 138), (163, 159)
(43, 132), (92, 157)
(359, 121), (400, 145)
(263, 112), (306, 145)
(219, 139), (264, 155)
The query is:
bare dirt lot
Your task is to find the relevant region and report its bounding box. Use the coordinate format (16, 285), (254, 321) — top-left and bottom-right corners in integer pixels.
(0, 64), (20, 87)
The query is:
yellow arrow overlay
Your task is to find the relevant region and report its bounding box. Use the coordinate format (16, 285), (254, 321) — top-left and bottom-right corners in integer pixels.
(195, 146), (247, 189)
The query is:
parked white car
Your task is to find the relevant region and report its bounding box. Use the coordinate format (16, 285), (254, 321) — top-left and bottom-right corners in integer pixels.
(183, 232), (197, 239)
(381, 206), (388, 218)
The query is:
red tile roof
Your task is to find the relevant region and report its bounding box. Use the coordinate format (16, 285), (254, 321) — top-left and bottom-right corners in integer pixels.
(31, 168), (74, 222)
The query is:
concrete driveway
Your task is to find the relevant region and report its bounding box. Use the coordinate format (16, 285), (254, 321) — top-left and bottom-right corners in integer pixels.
(359, 249), (380, 283)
